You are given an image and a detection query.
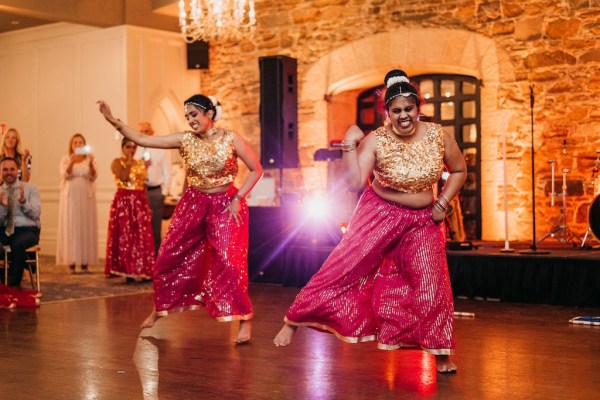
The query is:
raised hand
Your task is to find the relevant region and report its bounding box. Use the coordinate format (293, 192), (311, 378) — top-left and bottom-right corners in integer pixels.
(97, 100), (118, 125)
(18, 183), (25, 204)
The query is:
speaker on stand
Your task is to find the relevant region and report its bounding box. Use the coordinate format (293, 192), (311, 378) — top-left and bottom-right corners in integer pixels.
(252, 56), (300, 282)
(259, 55), (299, 173)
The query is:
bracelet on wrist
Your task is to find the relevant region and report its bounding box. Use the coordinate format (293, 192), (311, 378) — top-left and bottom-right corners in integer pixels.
(433, 201), (448, 213)
(115, 119), (125, 132)
(435, 199), (448, 209)
(438, 192), (450, 204)
(232, 194), (243, 201)
(341, 142), (357, 152)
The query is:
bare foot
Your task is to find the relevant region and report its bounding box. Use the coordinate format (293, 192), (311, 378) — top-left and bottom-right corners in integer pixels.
(435, 355), (457, 373)
(235, 320), (252, 344)
(273, 324), (297, 347)
(140, 308), (160, 329)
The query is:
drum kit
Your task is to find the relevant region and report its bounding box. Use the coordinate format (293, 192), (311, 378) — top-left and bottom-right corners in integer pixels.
(581, 151), (600, 247)
(538, 150), (600, 247)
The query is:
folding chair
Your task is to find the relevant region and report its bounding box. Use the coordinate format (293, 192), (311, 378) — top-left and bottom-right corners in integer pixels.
(3, 245), (41, 293)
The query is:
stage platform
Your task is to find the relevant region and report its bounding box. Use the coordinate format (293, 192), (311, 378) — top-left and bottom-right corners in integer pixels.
(446, 241), (600, 307)
(248, 206), (600, 307)
(249, 232), (600, 307)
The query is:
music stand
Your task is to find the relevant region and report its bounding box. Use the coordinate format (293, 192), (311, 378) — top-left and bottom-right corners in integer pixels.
(520, 85), (550, 254)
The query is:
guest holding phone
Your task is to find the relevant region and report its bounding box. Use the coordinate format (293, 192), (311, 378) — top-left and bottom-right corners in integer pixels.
(56, 134), (98, 273)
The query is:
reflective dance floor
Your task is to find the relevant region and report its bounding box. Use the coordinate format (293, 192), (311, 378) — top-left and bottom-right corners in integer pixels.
(1, 283), (599, 399)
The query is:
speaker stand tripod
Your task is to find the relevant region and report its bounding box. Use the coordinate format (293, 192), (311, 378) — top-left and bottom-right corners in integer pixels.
(537, 168), (581, 246)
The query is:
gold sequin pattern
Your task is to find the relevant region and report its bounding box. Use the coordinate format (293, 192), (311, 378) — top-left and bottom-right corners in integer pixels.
(114, 158), (147, 190)
(180, 130), (238, 189)
(374, 123), (445, 193)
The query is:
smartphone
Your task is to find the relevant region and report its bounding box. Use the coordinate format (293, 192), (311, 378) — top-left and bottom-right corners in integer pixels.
(74, 145), (91, 155)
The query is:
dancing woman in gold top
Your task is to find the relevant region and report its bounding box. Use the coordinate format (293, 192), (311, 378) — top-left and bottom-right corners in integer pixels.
(98, 95), (263, 344)
(274, 69), (466, 373)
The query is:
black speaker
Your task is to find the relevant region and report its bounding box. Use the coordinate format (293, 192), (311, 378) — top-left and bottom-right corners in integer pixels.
(187, 41), (209, 69)
(259, 55), (299, 168)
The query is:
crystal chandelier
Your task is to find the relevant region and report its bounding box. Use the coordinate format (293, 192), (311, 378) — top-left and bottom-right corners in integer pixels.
(178, 0), (256, 43)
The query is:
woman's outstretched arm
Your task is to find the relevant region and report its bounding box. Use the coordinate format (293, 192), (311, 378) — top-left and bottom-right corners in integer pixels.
(97, 100), (183, 149)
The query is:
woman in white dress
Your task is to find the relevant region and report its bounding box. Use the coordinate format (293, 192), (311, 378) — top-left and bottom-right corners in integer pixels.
(56, 134), (98, 273)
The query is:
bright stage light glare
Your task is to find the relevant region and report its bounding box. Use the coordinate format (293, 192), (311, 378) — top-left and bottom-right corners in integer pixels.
(304, 194), (329, 219)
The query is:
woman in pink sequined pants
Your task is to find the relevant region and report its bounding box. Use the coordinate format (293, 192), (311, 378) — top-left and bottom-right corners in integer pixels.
(152, 187), (252, 322)
(281, 187), (453, 348)
(98, 94), (262, 344)
(275, 69), (467, 373)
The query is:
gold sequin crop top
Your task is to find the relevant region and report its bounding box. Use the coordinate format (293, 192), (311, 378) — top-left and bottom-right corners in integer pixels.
(373, 122), (445, 193)
(114, 158), (147, 190)
(179, 130), (238, 189)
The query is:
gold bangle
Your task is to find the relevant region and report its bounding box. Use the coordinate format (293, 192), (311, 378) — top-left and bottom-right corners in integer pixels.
(434, 202), (448, 212)
(341, 142), (357, 152)
(438, 193), (451, 204)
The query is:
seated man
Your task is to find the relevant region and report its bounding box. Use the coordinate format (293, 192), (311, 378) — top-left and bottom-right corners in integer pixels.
(0, 157), (41, 287)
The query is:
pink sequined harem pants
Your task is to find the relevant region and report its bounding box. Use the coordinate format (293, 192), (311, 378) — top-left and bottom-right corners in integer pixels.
(153, 186), (253, 321)
(285, 186), (454, 354)
(105, 189), (155, 279)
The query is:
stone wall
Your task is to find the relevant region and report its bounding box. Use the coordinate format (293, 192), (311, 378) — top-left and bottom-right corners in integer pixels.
(195, 0), (600, 242)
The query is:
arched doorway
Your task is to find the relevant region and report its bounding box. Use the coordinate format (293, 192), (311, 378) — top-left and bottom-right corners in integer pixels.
(299, 27), (517, 241)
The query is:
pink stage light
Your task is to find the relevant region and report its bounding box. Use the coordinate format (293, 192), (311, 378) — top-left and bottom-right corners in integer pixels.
(304, 194), (329, 219)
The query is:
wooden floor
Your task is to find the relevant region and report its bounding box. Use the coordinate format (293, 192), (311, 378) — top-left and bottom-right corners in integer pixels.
(1, 284), (599, 400)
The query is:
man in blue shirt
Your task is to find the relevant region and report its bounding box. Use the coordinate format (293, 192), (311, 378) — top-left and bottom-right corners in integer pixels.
(0, 157), (41, 287)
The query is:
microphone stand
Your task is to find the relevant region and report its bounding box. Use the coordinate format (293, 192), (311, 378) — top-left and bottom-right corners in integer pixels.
(521, 84), (549, 254)
(500, 111), (514, 252)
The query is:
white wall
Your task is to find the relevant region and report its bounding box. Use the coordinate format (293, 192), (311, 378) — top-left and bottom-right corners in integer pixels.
(0, 22), (200, 260)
